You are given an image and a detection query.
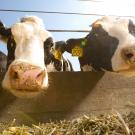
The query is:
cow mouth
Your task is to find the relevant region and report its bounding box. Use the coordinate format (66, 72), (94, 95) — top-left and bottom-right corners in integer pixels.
(9, 87), (47, 98)
(9, 83), (47, 98)
(10, 75), (46, 94)
(12, 88), (42, 92)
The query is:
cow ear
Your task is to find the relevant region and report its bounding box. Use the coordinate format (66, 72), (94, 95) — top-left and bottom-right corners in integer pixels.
(0, 21), (11, 44)
(0, 20), (4, 27)
(0, 34), (8, 44)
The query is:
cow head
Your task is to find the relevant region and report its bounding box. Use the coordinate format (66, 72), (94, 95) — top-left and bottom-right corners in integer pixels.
(54, 41), (68, 71)
(44, 39), (69, 72)
(63, 16), (135, 76)
(1, 16), (52, 98)
(91, 16), (135, 76)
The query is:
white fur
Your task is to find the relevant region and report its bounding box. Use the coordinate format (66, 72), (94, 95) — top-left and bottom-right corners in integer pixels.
(46, 55), (72, 72)
(46, 62), (58, 72)
(82, 64), (93, 71)
(46, 58), (64, 72)
(62, 55), (72, 71)
(95, 16), (135, 75)
(2, 16), (51, 97)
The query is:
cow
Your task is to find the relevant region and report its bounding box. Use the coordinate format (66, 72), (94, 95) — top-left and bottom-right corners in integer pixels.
(55, 16), (135, 76)
(0, 16), (53, 98)
(0, 16), (73, 97)
(44, 38), (73, 72)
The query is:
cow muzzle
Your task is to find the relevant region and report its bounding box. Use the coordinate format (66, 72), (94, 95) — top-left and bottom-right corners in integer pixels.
(122, 47), (135, 65)
(9, 63), (47, 92)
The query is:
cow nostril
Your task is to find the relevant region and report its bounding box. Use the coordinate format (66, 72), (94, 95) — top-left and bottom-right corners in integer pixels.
(37, 72), (42, 78)
(125, 53), (133, 59)
(36, 71), (45, 83)
(12, 71), (19, 80)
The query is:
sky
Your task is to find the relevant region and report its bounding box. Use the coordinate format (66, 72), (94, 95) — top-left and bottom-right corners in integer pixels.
(0, 0), (135, 71)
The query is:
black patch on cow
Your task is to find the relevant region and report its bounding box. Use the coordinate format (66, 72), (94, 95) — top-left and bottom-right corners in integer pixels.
(53, 59), (63, 71)
(44, 37), (63, 71)
(128, 19), (135, 37)
(63, 58), (74, 71)
(0, 25), (11, 37)
(79, 25), (119, 71)
(6, 36), (16, 69)
(0, 26), (16, 69)
(0, 51), (6, 73)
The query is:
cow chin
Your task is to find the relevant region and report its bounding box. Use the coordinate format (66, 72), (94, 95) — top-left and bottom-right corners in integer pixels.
(112, 56), (135, 77)
(2, 64), (48, 98)
(5, 87), (47, 98)
(115, 67), (135, 77)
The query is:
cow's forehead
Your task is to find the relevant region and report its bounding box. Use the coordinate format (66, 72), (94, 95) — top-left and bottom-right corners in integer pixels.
(92, 16), (135, 43)
(93, 16), (129, 30)
(20, 16), (45, 28)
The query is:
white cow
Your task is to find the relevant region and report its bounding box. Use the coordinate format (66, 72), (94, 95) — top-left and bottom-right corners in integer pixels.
(0, 16), (52, 98)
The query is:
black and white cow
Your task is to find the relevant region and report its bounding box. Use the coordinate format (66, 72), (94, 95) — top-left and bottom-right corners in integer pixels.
(44, 39), (73, 72)
(0, 16), (74, 98)
(56, 16), (135, 76)
(0, 16), (53, 98)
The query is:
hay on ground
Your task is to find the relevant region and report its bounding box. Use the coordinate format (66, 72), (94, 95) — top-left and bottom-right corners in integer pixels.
(0, 110), (135, 135)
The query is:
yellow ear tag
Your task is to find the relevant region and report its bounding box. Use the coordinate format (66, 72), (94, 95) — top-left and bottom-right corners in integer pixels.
(54, 50), (62, 60)
(72, 46), (83, 57)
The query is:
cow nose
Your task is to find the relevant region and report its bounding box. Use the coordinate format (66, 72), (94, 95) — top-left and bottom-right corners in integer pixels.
(122, 47), (135, 64)
(9, 64), (46, 91)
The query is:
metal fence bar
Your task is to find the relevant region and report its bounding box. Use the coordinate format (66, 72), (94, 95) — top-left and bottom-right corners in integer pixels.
(47, 29), (90, 32)
(0, 9), (135, 18)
